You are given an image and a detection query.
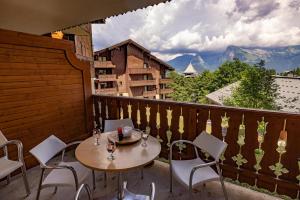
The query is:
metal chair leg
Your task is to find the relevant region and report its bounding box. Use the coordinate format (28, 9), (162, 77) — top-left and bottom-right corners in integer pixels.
(217, 164), (228, 200)
(169, 164), (173, 193)
(6, 175), (10, 185)
(36, 169), (45, 200)
(53, 186), (58, 194)
(104, 172), (107, 188)
(141, 168), (144, 180)
(92, 170), (96, 190)
(21, 165), (31, 196)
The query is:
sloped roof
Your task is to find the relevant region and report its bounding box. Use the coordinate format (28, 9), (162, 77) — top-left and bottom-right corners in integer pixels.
(206, 76), (300, 113)
(183, 63), (198, 74)
(95, 39), (174, 70)
(0, 0), (170, 35)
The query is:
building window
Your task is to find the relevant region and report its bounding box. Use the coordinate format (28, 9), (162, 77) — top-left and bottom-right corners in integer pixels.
(143, 63), (149, 68)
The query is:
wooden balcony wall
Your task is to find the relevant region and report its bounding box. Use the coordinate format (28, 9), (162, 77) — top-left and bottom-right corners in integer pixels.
(94, 60), (116, 68)
(128, 68), (153, 74)
(95, 87), (117, 95)
(94, 95), (300, 199)
(159, 78), (172, 84)
(129, 79), (156, 87)
(0, 29), (93, 168)
(143, 90), (157, 97)
(159, 88), (173, 94)
(96, 74), (117, 82)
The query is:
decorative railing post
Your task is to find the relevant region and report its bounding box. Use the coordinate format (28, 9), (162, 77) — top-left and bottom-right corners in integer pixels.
(176, 107), (186, 153)
(166, 107), (173, 148)
(156, 105), (163, 142)
(137, 102), (141, 128)
(254, 117), (268, 187)
(145, 105), (151, 134)
(232, 114), (248, 181)
(119, 104), (124, 119)
(127, 102), (132, 119)
(220, 112), (230, 164)
(269, 119), (289, 193)
(204, 110), (212, 160)
(105, 99), (109, 119)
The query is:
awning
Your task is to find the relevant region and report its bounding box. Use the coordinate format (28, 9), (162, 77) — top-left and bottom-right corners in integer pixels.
(0, 0), (169, 35)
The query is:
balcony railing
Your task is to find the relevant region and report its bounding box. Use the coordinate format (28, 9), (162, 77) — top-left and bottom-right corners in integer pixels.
(159, 78), (172, 84)
(129, 79), (156, 87)
(94, 61), (116, 68)
(143, 90), (157, 97)
(159, 88), (173, 94)
(95, 88), (117, 95)
(93, 95), (300, 199)
(128, 68), (152, 74)
(96, 74), (117, 82)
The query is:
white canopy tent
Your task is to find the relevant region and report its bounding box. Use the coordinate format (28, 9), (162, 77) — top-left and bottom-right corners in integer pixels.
(0, 0), (169, 35)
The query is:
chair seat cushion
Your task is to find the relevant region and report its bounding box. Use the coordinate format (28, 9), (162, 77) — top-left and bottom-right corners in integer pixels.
(42, 161), (90, 188)
(0, 158), (23, 179)
(172, 158), (219, 188)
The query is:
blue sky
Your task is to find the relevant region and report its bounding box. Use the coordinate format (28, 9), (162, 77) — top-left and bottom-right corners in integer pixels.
(92, 0), (300, 61)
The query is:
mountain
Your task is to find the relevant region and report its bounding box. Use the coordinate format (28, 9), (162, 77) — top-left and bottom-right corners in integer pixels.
(167, 45), (300, 73)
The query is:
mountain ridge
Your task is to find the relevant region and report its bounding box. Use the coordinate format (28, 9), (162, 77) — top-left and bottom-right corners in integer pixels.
(167, 45), (300, 73)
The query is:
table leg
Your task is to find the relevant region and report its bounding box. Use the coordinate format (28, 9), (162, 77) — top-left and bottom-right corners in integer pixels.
(117, 172), (123, 200)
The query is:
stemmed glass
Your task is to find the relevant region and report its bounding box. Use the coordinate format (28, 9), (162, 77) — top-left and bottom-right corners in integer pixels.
(93, 128), (101, 146)
(107, 140), (116, 160)
(141, 130), (149, 147)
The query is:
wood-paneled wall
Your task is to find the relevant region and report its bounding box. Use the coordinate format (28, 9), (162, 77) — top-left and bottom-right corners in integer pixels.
(0, 29), (93, 168)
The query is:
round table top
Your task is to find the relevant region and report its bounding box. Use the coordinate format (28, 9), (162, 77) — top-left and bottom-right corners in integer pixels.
(75, 132), (161, 172)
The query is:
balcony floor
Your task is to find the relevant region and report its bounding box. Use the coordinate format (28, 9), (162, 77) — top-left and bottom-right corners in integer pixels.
(0, 152), (281, 200)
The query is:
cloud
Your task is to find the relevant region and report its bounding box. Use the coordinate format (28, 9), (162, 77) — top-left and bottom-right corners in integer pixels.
(92, 0), (300, 61)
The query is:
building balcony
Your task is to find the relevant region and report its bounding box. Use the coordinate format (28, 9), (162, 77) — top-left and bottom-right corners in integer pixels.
(95, 87), (117, 95)
(128, 68), (152, 74)
(94, 60), (116, 68)
(143, 90), (157, 97)
(129, 79), (156, 87)
(95, 74), (117, 82)
(159, 88), (173, 94)
(159, 78), (172, 84)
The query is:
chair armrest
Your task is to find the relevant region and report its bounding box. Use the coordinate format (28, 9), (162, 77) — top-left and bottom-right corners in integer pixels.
(42, 164), (79, 189)
(170, 140), (199, 161)
(189, 161), (217, 187)
(0, 140), (24, 162)
(61, 141), (82, 161)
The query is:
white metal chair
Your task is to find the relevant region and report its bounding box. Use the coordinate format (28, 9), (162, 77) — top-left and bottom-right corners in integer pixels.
(0, 130), (30, 196)
(104, 118), (134, 132)
(123, 181), (155, 200)
(30, 135), (95, 200)
(170, 131), (228, 199)
(75, 184), (93, 200)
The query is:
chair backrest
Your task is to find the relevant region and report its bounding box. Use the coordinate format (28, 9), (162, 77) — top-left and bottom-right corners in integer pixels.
(29, 135), (66, 166)
(193, 131), (227, 160)
(0, 130), (8, 146)
(75, 184), (92, 200)
(104, 118), (134, 132)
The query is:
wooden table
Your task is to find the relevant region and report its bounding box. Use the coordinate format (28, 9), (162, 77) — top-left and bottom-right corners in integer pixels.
(75, 132), (161, 199)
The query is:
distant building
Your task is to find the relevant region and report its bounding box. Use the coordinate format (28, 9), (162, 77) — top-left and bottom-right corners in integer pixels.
(183, 62), (198, 77)
(206, 76), (300, 113)
(93, 39), (174, 99)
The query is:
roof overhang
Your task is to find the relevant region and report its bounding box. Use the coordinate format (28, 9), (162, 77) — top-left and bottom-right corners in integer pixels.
(0, 0), (170, 35)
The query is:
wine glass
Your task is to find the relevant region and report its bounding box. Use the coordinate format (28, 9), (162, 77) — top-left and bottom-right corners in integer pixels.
(141, 130), (149, 147)
(92, 128), (99, 146)
(107, 140), (116, 160)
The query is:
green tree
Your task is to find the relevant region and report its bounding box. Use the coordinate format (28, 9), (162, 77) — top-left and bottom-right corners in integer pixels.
(224, 61), (279, 110)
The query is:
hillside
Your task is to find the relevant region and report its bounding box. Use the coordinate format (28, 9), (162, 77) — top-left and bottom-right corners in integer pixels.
(167, 45), (300, 73)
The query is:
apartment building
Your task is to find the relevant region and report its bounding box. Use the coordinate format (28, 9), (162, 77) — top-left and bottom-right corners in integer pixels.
(93, 39), (174, 99)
